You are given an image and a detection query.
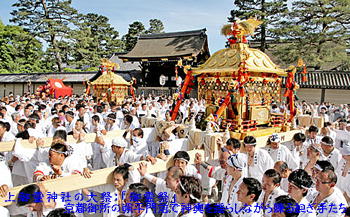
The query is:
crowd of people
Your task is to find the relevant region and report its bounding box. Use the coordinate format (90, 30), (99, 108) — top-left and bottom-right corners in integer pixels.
(0, 93), (349, 217)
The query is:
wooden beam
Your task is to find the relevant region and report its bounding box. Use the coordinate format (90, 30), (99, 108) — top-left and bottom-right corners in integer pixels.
(0, 130), (125, 152)
(0, 149), (204, 207)
(255, 129), (303, 148)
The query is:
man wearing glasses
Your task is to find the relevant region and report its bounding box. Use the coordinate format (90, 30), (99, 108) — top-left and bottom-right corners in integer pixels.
(308, 169), (347, 217)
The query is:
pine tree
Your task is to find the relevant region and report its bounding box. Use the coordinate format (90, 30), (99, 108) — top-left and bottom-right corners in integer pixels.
(145, 19), (164, 34)
(70, 13), (124, 69)
(273, 0), (350, 70)
(230, 0), (288, 51)
(0, 20), (43, 73)
(10, 0), (79, 72)
(122, 19), (165, 52)
(122, 21), (146, 52)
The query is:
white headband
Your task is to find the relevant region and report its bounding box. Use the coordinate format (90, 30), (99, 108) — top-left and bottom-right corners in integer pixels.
(178, 181), (200, 202)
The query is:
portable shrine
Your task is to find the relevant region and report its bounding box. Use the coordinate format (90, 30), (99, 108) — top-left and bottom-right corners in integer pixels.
(90, 59), (131, 104)
(190, 19), (295, 139)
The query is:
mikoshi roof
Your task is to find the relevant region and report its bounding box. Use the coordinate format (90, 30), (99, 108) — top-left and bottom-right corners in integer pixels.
(91, 72), (130, 86)
(192, 43), (286, 76)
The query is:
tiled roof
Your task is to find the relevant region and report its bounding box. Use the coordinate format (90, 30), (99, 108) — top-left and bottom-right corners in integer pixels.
(0, 72), (97, 83)
(119, 29), (208, 60)
(283, 71), (350, 89)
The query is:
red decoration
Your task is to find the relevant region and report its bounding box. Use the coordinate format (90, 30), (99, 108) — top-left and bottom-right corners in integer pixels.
(175, 66), (178, 81)
(302, 66), (308, 82)
(36, 79), (72, 99)
(215, 92), (231, 121)
(237, 58), (249, 97)
(284, 68), (297, 122)
(171, 70), (193, 121)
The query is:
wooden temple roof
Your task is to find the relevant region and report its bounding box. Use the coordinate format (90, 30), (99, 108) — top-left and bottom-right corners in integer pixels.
(119, 29), (208, 61)
(284, 71), (350, 89)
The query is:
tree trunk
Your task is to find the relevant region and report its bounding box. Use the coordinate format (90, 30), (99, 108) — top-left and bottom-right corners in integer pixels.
(41, 0), (63, 72)
(51, 36), (63, 72)
(260, 0), (266, 52)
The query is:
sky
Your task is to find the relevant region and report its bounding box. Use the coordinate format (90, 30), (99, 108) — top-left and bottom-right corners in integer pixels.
(0, 0), (234, 53)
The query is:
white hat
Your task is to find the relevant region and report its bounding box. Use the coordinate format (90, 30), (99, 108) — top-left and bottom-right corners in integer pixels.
(111, 137), (127, 148)
(227, 153), (247, 171)
(270, 133), (281, 143)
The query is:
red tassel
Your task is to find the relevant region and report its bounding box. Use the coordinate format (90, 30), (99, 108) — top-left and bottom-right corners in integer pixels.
(239, 87), (245, 97)
(283, 90), (289, 97)
(228, 38), (237, 44)
(242, 36), (248, 44)
(302, 66), (308, 82)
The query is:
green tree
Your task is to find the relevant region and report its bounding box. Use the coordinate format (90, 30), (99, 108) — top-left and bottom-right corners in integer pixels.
(272, 0), (350, 70)
(230, 0), (288, 51)
(0, 20), (43, 73)
(11, 0), (79, 72)
(70, 13), (124, 69)
(145, 19), (164, 34)
(122, 21), (145, 52)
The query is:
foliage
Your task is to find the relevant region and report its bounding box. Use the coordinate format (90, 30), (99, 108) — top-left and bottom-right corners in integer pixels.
(122, 19), (164, 51)
(145, 19), (164, 34)
(63, 67), (81, 72)
(11, 0), (79, 72)
(272, 0), (350, 70)
(84, 67), (99, 72)
(0, 21), (43, 73)
(69, 13), (124, 69)
(231, 0), (288, 51)
(122, 21), (145, 52)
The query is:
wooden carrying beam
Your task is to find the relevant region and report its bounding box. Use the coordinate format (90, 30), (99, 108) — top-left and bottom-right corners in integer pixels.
(0, 130), (125, 152)
(0, 149), (204, 207)
(255, 129), (303, 148)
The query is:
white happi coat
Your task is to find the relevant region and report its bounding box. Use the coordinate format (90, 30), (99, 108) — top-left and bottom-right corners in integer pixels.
(258, 187), (287, 217)
(33, 156), (83, 181)
(307, 187), (348, 217)
(246, 148), (274, 182)
(284, 140), (308, 169)
(320, 148), (342, 171)
(89, 170), (140, 217)
(264, 145), (298, 170)
(335, 158), (350, 193)
(100, 140), (143, 167)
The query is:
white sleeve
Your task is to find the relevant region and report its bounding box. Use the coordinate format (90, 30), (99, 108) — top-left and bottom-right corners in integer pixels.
(209, 166), (226, 180)
(0, 206), (9, 217)
(126, 150), (143, 163)
(13, 139), (36, 162)
(284, 146), (299, 170)
(33, 162), (50, 181)
(128, 169), (141, 183)
(0, 162), (13, 188)
(100, 145), (114, 168)
(263, 150), (275, 171)
(334, 130), (350, 141)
